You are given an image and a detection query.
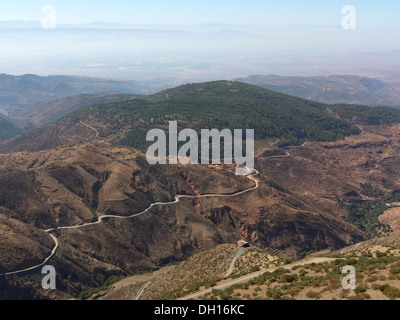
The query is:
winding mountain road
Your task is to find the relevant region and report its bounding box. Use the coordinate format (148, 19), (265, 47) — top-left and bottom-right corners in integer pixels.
(1, 166), (259, 277)
(0, 234), (59, 276)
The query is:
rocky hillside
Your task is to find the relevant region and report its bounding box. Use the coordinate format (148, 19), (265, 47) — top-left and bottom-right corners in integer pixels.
(0, 141), (363, 299)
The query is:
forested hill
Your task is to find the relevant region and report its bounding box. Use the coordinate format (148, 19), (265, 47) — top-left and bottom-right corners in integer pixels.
(4, 80), (400, 153)
(75, 81), (361, 143)
(0, 116), (22, 141)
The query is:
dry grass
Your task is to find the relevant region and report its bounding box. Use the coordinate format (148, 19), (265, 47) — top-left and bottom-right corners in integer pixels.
(204, 245), (400, 301)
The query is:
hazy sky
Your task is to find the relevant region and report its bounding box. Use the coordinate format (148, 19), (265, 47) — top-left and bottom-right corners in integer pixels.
(0, 1), (399, 84)
(0, 0), (399, 28)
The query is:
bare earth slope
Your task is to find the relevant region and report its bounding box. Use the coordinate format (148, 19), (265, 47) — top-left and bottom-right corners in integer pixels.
(0, 141), (363, 299)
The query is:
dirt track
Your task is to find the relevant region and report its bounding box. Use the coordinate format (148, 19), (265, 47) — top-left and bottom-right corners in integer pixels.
(179, 257), (336, 300)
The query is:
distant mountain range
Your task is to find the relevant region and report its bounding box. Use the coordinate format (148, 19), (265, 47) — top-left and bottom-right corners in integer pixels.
(235, 74), (400, 108)
(0, 74), (149, 117)
(2, 73), (400, 144)
(0, 21), (251, 31)
(13, 93), (139, 130)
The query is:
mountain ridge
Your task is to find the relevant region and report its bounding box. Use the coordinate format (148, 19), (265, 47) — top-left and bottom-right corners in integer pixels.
(0, 73), (149, 117)
(235, 74), (400, 108)
(0, 80), (364, 154)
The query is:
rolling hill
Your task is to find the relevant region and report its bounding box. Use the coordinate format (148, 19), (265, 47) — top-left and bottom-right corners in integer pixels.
(0, 81), (364, 154)
(12, 92), (140, 130)
(236, 75), (400, 108)
(0, 73), (149, 117)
